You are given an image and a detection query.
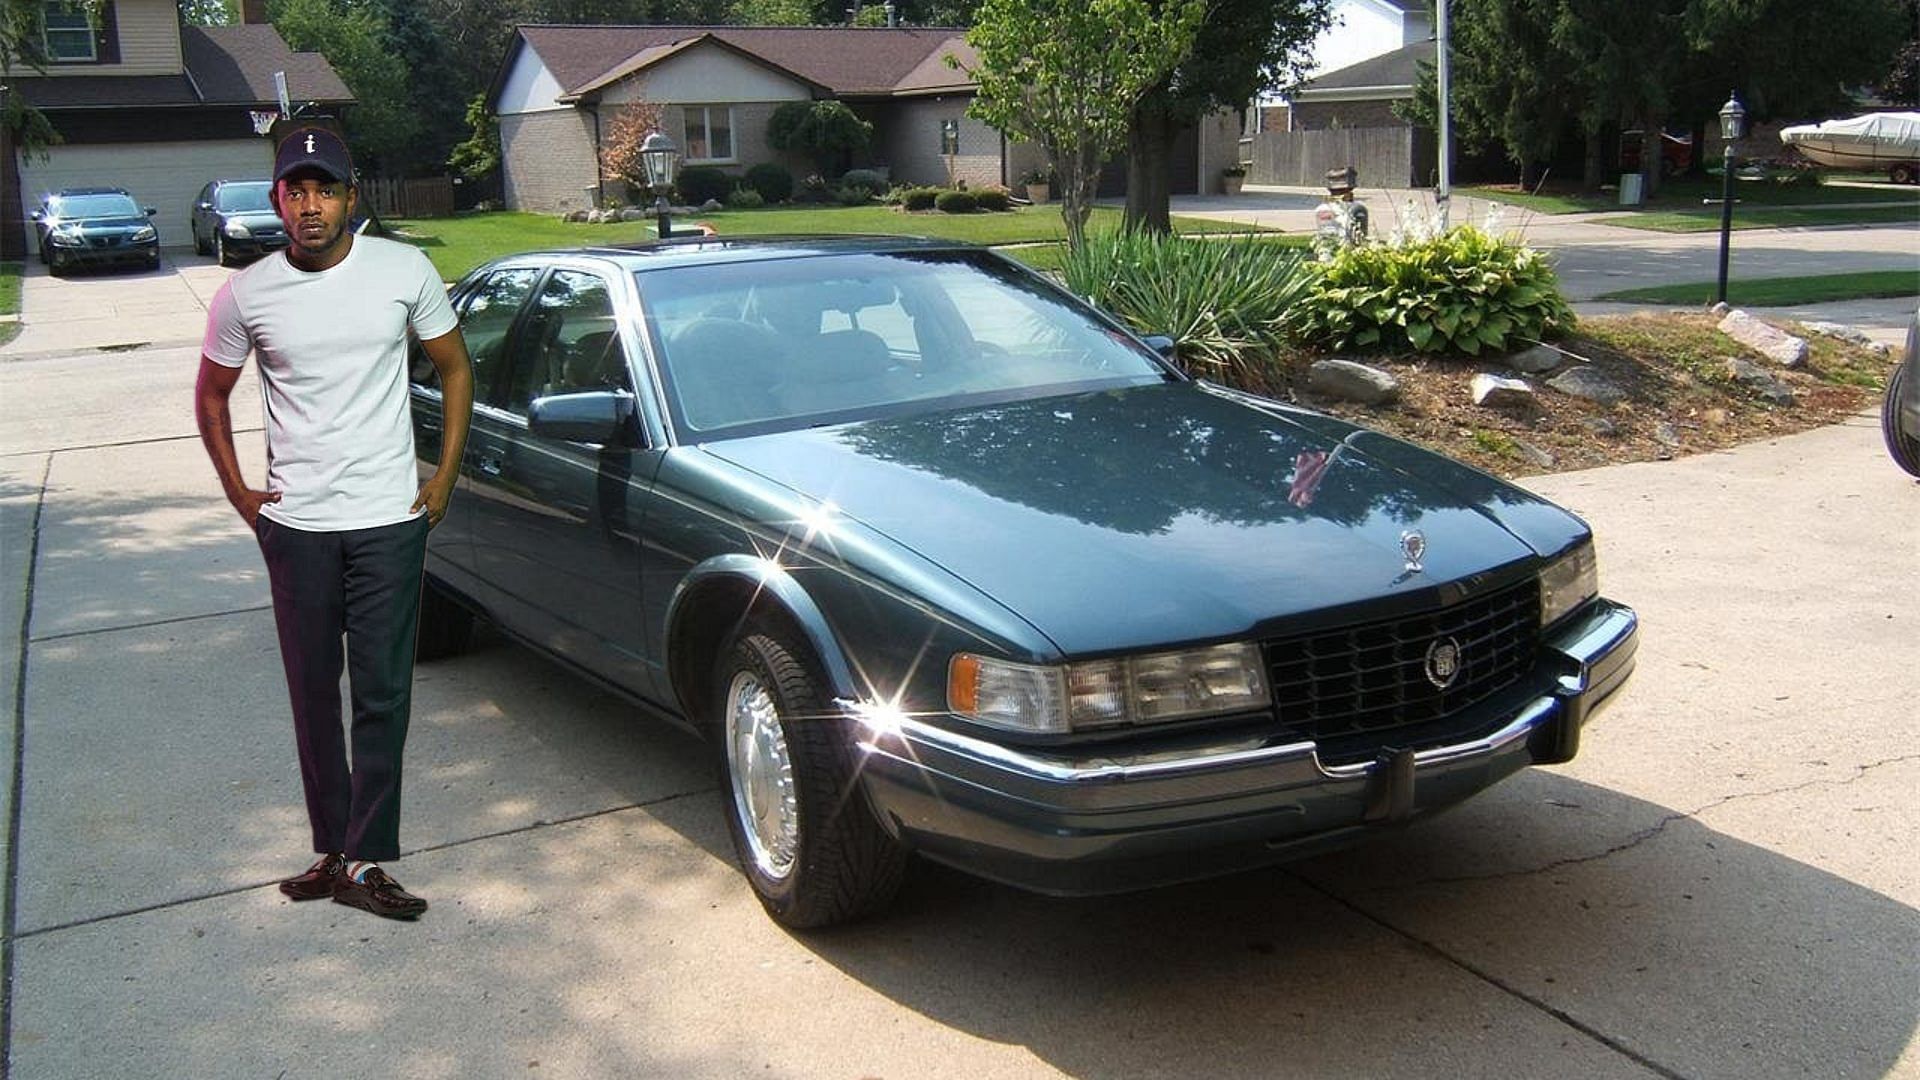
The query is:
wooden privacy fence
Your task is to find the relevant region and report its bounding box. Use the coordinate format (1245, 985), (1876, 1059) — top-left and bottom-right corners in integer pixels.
(1242, 127), (1434, 189)
(358, 175), (455, 219)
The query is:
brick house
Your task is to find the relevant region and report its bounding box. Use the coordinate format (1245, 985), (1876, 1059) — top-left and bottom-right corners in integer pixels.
(3, 0), (354, 257)
(491, 24), (1244, 212)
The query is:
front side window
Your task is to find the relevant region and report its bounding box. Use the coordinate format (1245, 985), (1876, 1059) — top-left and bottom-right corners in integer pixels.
(42, 1), (96, 61)
(453, 267), (541, 399)
(683, 106), (735, 162)
(505, 270), (626, 416)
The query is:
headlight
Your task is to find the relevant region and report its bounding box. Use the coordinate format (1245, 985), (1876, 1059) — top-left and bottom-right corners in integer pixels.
(222, 222), (250, 238)
(49, 225), (83, 245)
(1539, 541), (1599, 627)
(131, 227), (157, 242)
(949, 642), (1270, 734)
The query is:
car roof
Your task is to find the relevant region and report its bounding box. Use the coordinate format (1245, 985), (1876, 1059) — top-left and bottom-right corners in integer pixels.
(473, 234), (984, 275)
(51, 186), (131, 197)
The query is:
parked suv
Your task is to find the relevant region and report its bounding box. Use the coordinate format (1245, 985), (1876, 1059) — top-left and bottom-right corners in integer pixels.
(29, 187), (160, 275)
(190, 179), (286, 265)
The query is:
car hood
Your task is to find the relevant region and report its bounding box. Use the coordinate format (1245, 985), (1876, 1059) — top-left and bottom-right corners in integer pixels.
(218, 210), (283, 229)
(697, 382), (1588, 656)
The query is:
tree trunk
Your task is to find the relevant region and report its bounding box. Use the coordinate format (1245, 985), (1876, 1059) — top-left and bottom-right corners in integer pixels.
(1582, 129), (1606, 191)
(1124, 101), (1174, 235)
(1640, 123), (1662, 199)
(1057, 142), (1101, 253)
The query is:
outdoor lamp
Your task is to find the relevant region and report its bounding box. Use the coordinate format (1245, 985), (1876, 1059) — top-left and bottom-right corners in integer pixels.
(1714, 91), (1746, 304)
(640, 130), (680, 239)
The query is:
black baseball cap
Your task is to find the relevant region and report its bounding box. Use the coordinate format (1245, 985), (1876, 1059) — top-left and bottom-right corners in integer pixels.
(274, 126), (354, 184)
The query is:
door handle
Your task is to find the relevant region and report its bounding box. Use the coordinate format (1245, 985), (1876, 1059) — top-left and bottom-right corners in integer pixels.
(478, 455), (503, 476)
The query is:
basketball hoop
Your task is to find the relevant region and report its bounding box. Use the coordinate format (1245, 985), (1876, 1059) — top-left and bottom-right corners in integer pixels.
(249, 110), (279, 136)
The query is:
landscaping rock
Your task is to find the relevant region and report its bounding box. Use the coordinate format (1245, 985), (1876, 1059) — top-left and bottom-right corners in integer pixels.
(702, 198), (724, 211)
(619, 207), (648, 222)
(1513, 440), (1556, 468)
(1582, 417), (1620, 438)
(1710, 301), (1731, 316)
(1547, 366), (1626, 406)
(1653, 421), (1683, 447)
(1500, 343), (1563, 374)
(1308, 359), (1399, 404)
(1800, 321), (1872, 346)
(1725, 357), (1798, 406)
(1471, 372), (1536, 408)
(1717, 309), (1808, 368)
(563, 209), (588, 223)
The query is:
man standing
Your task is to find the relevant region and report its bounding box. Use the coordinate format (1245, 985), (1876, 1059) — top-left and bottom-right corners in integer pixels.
(194, 126), (474, 920)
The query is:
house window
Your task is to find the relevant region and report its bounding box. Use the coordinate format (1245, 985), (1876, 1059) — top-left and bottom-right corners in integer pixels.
(683, 106), (735, 162)
(41, 1), (97, 62)
(939, 119), (959, 156)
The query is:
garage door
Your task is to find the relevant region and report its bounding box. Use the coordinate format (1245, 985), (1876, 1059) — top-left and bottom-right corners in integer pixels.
(17, 139), (272, 254)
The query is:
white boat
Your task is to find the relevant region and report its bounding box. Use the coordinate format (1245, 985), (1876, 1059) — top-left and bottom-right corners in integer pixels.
(1778, 112), (1920, 183)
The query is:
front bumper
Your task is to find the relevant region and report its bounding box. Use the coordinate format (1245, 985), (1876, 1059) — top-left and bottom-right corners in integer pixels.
(851, 597), (1638, 896)
(49, 238), (158, 266)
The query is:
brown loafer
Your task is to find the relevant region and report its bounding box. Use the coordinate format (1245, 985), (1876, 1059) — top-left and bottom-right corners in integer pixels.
(278, 853), (346, 901)
(332, 865), (428, 920)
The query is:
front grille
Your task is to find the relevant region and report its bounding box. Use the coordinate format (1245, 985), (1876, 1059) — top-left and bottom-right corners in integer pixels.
(1266, 578), (1541, 742)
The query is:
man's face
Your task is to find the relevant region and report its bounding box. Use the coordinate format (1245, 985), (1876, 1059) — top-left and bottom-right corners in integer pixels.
(272, 169), (356, 262)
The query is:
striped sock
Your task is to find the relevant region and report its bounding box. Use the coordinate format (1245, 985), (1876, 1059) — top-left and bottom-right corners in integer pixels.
(347, 860), (380, 883)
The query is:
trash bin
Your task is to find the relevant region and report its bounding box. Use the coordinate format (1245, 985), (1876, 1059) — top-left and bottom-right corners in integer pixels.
(1618, 173), (1644, 206)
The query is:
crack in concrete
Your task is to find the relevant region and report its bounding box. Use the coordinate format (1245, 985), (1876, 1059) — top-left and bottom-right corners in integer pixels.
(1403, 753), (1920, 887)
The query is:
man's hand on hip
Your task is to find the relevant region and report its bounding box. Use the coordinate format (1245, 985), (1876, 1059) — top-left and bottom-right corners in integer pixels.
(412, 472), (455, 527)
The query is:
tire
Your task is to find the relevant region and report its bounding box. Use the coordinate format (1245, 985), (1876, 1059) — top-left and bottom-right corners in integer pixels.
(1890, 163), (1917, 186)
(713, 625), (907, 928)
(214, 233), (231, 267)
(1883, 359), (1920, 477)
(193, 225), (210, 256)
(414, 578), (475, 661)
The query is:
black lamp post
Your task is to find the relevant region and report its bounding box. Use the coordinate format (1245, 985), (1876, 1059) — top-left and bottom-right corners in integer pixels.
(639, 130), (681, 240)
(1714, 91), (1747, 306)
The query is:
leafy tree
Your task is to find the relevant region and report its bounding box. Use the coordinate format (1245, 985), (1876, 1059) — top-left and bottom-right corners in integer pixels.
(1124, 0), (1331, 233)
(955, 0), (1203, 251)
(270, 0), (421, 176)
(371, 0), (468, 175)
(1403, 0), (1579, 188)
(597, 97), (666, 193)
(447, 92), (501, 180)
(728, 0), (814, 23)
(1884, 0), (1920, 105)
(3, 0), (102, 167)
(766, 99), (872, 175)
(178, 0), (239, 23)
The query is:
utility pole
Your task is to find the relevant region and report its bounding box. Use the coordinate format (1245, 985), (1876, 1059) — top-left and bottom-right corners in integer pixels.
(1435, 0), (1452, 231)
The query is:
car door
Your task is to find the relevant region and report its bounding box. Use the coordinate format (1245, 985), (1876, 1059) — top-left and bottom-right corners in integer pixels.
(466, 264), (661, 695)
(414, 264), (541, 600)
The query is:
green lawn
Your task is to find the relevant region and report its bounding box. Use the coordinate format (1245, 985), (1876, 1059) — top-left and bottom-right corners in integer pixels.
(0, 261), (21, 349)
(1595, 269), (1920, 306)
(390, 205), (1272, 281)
(1602, 205), (1920, 232)
(1463, 174), (1920, 215)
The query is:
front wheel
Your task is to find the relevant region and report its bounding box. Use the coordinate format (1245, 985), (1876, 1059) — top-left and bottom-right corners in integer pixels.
(1883, 359), (1920, 477)
(714, 626), (906, 928)
(1890, 163), (1918, 186)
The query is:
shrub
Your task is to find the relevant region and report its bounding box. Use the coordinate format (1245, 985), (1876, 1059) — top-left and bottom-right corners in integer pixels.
(835, 185), (873, 206)
(791, 174), (837, 204)
(725, 186), (766, 209)
(744, 162), (794, 203)
(1284, 226), (1574, 355)
(767, 100), (873, 175)
(901, 187), (940, 211)
(1059, 230), (1311, 388)
(935, 189), (977, 213)
(973, 186), (1012, 212)
(675, 166), (733, 206)
(839, 169), (886, 196)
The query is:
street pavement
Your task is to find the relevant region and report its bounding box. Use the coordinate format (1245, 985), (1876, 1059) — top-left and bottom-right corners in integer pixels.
(0, 226), (1916, 1079)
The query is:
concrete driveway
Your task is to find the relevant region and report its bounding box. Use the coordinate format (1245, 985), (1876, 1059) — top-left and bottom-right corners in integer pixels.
(0, 248), (234, 358)
(0, 328), (1915, 1076)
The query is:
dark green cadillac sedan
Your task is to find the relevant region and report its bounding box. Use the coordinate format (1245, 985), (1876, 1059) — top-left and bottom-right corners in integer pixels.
(408, 236), (1638, 928)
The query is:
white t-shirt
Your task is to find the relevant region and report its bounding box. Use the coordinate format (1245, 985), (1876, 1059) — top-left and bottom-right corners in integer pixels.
(203, 236), (459, 531)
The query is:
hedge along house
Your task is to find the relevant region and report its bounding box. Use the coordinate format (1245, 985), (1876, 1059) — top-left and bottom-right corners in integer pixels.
(2, 0), (353, 258)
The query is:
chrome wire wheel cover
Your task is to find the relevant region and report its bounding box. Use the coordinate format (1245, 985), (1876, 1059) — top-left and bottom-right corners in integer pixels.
(724, 669), (800, 881)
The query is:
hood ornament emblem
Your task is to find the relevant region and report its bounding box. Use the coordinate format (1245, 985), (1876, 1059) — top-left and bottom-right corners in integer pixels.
(1400, 530), (1427, 574)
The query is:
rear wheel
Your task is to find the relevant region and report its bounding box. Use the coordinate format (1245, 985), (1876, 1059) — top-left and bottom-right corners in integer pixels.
(193, 225), (210, 256)
(713, 624), (906, 928)
(414, 579), (475, 660)
(1890, 163), (1917, 186)
(1883, 360), (1920, 477)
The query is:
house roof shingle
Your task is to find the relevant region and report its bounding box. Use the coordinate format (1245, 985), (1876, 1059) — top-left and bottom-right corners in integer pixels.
(506, 24), (969, 105)
(1294, 38), (1433, 97)
(16, 24), (353, 110)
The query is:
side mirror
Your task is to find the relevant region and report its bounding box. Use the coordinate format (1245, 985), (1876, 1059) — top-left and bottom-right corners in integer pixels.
(528, 390), (637, 446)
(145, 207), (157, 216)
(1141, 334), (1177, 360)
(29, 210), (43, 221)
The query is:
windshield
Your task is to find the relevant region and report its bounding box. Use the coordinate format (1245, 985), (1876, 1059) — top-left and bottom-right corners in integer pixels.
(215, 182), (273, 212)
(636, 251), (1173, 439)
(50, 194), (141, 219)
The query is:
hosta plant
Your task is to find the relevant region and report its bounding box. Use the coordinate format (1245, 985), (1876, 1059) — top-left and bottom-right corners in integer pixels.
(1286, 225), (1574, 356)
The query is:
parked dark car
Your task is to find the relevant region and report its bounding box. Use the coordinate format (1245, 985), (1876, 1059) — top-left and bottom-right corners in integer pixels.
(29, 187), (159, 274)
(408, 237), (1640, 928)
(1884, 308), (1920, 476)
(190, 179), (287, 265)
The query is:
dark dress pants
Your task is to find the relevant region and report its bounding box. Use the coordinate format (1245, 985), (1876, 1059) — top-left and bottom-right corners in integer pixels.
(256, 515), (430, 862)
